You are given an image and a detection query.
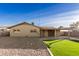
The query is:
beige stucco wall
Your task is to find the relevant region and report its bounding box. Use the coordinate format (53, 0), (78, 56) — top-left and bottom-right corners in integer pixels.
(10, 24), (40, 37)
(44, 30), (48, 37)
(55, 30), (60, 37)
(40, 30), (48, 37)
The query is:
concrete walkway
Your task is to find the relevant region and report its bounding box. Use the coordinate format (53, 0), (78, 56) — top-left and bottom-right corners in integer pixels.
(0, 37), (50, 56)
(40, 36), (79, 40)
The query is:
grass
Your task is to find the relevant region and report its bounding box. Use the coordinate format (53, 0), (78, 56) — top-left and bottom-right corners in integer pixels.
(43, 39), (79, 56)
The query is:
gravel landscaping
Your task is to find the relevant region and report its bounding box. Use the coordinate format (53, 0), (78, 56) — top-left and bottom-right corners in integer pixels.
(0, 37), (50, 56)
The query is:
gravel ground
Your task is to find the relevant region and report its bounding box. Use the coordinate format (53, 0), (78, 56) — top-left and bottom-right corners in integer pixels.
(0, 49), (49, 56)
(0, 37), (50, 56)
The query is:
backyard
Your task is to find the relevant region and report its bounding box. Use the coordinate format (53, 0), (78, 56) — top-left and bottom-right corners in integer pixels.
(0, 37), (50, 56)
(43, 39), (79, 56)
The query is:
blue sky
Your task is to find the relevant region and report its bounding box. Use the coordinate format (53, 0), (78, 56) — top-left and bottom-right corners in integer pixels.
(0, 3), (79, 27)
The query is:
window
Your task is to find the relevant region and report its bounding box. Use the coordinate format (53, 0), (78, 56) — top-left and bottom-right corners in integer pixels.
(13, 29), (16, 32)
(13, 29), (20, 32)
(31, 29), (37, 32)
(17, 29), (20, 31)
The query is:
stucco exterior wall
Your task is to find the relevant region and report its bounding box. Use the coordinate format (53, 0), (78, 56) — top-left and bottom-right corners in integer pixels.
(55, 30), (60, 37)
(40, 30), (48, 37)
(44, 30), (48, 37)
(10, 24), (40, 37)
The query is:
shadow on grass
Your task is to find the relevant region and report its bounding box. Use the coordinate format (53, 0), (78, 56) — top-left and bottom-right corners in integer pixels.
(44, 40), (63, 48)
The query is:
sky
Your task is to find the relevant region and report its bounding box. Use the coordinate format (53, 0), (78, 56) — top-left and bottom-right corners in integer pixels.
(0, 3), (79, 27)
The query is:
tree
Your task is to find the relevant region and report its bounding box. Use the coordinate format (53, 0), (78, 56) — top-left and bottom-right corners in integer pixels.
(70, 21), (79, 30)
(68, 21), (79, 38)
(58, 26), (64, 29)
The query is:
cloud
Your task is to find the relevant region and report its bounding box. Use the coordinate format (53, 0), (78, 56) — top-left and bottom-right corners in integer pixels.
(0, 8), (79, 27)
(31, 9), (79, 27)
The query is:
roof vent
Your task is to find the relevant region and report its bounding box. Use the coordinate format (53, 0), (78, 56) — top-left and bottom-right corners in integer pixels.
(31, 22), (34, 25)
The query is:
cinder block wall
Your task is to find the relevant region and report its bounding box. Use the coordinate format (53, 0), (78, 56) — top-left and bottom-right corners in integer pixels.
(70, 31), (79, 37)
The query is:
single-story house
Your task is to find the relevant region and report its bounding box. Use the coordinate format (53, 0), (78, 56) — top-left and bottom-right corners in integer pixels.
(8, 22), (60, 37)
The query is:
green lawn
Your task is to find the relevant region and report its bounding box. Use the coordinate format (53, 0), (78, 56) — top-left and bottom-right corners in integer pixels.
(43, 40), (79, 56)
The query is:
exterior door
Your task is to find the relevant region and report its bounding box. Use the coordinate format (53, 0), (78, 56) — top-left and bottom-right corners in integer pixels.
(48, 30), (54, 37)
